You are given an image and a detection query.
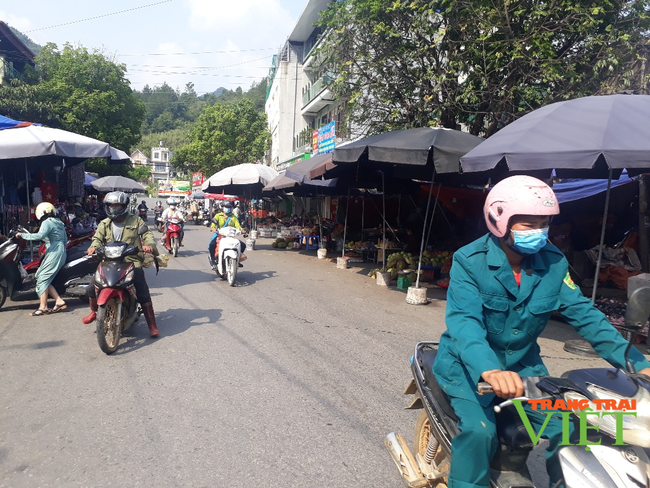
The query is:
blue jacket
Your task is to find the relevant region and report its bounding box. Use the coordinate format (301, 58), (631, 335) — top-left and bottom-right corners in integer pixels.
(433, 233), (650, 406)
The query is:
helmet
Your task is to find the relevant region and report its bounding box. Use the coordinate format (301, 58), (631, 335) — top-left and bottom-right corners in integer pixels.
(157, 201), (162, 206)
(168, 197), (178, 205)
(484, 175), (559, 237)
(141, 200), (146, 204)
(35, 202), (56, 220)
(221, 201), (233, 209)
(104, 191), (130, 219)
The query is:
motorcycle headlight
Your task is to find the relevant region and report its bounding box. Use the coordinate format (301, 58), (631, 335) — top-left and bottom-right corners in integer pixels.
(564, 385), (650, 448)
(104, 246), (124, 259)
(117, 267), (134, 286)
(94, 266), (107, 286)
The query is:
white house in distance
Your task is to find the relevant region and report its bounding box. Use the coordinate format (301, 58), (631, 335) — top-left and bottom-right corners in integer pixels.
(265, 0), (350, 172)
(151, 143), (172, 183)
(130, 149), (150, 167)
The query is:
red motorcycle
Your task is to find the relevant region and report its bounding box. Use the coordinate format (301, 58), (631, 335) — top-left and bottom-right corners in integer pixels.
(164, 220), (183, 257)
(23, 228), (95, 273)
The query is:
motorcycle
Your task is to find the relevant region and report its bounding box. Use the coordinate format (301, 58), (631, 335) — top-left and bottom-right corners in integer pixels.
(0, 228), (97, 310)
(213, 226), (242, 286)
(164, 220), (183, 257)
(23, 227), (95, 274)
(202, 208), (211, 227)
(385, 286), (650, 488)
(138, 207), (148, 222)
(153, 209), (165, 233)
(92, 242), (142, 354)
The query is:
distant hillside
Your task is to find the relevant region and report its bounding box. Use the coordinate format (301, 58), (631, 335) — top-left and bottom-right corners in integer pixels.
(213, 87), (226, 97)
(7, 25), (42, 56)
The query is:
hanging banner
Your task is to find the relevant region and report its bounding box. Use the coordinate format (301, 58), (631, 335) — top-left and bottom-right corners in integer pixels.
(191, 172), (205, 189)
(158, 180), (191, 196)
(317, 121), (336, 154)
(312, 130), (319, 155)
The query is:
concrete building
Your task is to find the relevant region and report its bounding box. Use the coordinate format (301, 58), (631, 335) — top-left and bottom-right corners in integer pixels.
(150, 143), (172, 182)
(265, 0), (349, 172)
(130, 149), (150, 167)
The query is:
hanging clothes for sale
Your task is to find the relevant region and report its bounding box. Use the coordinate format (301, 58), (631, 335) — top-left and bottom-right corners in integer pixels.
(66, 163), (85, 198)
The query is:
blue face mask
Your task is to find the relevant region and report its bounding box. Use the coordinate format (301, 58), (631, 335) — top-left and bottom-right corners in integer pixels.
(223, 208), (232, 215)
(511, 227), (549, 254)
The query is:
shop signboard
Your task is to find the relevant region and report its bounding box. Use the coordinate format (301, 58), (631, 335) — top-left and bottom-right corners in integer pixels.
(191, 171), (205, 189)
(317, 121), (336, 154)
(276, 153), (312, 172)
(158, 180), (191, 196)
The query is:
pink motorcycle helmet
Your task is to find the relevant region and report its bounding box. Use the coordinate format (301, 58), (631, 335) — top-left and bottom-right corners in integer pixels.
(484, 175), (560, 238)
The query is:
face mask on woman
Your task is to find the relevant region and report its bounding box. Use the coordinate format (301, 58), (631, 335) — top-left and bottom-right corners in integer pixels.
(511, 227), (549, 254)
(223, 208), (232, 215)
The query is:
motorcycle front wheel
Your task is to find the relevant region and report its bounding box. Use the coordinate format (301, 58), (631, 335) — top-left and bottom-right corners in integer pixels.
(0, 283), (7, 310)
(226, 256), (237, 286)
(96, 298), (122, 354)
(171, 237), (179, 257)
(414, 410), (448, 486)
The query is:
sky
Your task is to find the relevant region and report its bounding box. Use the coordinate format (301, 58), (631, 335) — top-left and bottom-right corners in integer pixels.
(0, 0), (309, 95)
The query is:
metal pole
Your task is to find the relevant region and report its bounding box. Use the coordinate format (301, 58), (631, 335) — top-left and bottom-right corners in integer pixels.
(639, 175), (649, 272)
(380, 171), (386, 272)
(341, 188), (350, 258)
(415, 165), (438, 288)
(361, 197), (365, 242)
(25, 159), (33, 260)
(591, 168), (613, 302)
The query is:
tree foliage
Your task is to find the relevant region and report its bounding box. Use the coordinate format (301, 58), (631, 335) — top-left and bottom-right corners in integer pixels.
(172, 98), (270, 175)
(317, 0), (650, 136)
(35, 43), (145, 150)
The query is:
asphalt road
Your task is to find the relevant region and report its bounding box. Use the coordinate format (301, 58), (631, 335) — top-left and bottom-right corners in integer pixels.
(0, 211), (641, 487)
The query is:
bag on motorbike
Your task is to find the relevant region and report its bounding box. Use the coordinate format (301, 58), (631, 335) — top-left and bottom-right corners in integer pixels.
(156, 254), (169, 267)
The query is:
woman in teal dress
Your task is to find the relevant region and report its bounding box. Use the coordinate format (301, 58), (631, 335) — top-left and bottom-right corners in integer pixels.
(17, 202), (68, 316)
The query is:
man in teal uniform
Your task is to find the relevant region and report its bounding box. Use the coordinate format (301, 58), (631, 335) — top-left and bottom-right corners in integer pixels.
(433, 175), (650, 488)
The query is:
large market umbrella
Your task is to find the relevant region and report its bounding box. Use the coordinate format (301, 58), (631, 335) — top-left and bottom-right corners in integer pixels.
(315, 127), (485, 279)
(91, 175), (146, 193)
(460, 94), (650, 301)
(190, 191), (205, 199)
(201, 163), (279, 197)
(460, 94), (650, 178)
(0, 124), (130, 165)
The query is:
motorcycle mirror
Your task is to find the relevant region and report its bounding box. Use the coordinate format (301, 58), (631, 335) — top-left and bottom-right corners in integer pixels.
(624, 287), (650, 330)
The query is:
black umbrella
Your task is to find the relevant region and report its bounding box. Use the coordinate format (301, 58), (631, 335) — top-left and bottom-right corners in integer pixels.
(460, 94), (650, 301)
(460, 94), (650, 179)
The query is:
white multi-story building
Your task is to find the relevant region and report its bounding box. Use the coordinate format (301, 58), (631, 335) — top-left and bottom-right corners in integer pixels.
(265, 0), (349, 172)
(150, 143), (172, 182)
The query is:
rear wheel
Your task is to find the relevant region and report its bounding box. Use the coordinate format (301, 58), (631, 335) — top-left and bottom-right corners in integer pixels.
(96, 299), (122, 354)
(414, 410), (448, 486)
(171, 237), (179, 257)
(226, 257), (237, 286)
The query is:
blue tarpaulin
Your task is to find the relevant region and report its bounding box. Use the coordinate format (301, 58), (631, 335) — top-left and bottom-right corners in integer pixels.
(84, 172), (98, 187)
(553, 171), (634, 204)
(0, 114), (29, 130)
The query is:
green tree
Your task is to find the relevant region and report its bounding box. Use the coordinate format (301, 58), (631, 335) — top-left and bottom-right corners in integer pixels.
(317, 0), (650, 137)
(128, 165), (152, 182)
(172, 98), (270, 174)
(36, 43), (145, 149)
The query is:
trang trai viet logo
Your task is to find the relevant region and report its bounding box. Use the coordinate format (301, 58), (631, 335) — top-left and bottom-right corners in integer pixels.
(511, 397), (637, 449)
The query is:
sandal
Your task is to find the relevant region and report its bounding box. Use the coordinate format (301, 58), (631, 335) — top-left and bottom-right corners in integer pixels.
(30, 309), (51, 317)
(51, 303), (68, 313)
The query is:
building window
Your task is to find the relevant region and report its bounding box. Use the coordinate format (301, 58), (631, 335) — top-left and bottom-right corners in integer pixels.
(153, 152), (160, 160)
(163, 152), (168, 161)
(155, 164), (166, 172)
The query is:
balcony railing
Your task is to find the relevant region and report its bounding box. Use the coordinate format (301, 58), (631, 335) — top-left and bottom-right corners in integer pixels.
(302, 75), (333, 107)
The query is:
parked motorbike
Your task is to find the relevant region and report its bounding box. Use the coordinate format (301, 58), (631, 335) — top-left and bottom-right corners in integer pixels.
(23, 227), (95, 274)
(164, 220), (183, 257)
(91, 242), (142, 354)
(213, 226), (242, 286)
(0, 228), (97, 310)
(385, 287), (650, 488)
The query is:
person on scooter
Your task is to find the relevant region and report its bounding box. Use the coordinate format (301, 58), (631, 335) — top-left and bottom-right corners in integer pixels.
(82, 191), (160, 337)
(161, 198), (185, 250)
(16, 202), (68, 316)
(432, 175), (650, 488)
(137, 200), (148, 222)
(208, 201), (246, 270)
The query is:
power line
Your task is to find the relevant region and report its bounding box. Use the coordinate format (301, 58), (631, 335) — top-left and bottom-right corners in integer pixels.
(119, 48), (276, 57)
(24, 0), (173, 33)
